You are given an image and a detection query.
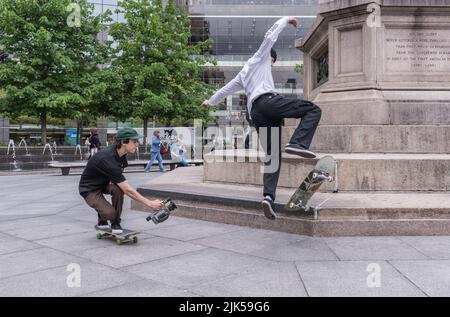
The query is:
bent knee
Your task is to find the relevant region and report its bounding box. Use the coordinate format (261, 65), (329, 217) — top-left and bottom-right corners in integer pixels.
(312, 104), (322, 119)
(110, 184), (124, 196)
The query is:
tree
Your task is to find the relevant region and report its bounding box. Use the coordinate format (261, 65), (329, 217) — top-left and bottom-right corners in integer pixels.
(109, 0), (213, 145)
(0, 52), (9, 64)
(0, 0), (110, 144)
(294, 63), (304, 74)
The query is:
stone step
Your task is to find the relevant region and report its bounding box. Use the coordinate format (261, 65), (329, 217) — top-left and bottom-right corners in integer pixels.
(279, 125), (450, 153)
(203, 150), (450, 191)
(133, 167), (450, 236)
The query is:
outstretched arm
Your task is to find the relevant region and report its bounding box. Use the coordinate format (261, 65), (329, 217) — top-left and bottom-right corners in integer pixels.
(117, 180), (164, 211)
(252, 17), (298, 61)
(202, 76), (244, 108)
(202, 17), (297, 108)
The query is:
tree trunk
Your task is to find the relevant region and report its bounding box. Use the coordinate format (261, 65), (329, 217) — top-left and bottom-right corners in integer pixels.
(143, 116), (148, 147)
(76, 119), (81, 145)
(40, 112), (47, 145)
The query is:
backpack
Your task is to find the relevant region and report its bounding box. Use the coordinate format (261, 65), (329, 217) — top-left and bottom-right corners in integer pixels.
(160, 143), (167, 155)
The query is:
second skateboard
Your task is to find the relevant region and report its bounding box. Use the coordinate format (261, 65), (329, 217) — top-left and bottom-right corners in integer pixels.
(284, 155), (336, 213)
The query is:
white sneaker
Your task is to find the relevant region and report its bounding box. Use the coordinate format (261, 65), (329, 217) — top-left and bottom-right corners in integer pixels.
(261, 196), (277, 220)
(111, 223), (123, 234)
(96, 221), (110, 230)
(285, 144), (317, 158)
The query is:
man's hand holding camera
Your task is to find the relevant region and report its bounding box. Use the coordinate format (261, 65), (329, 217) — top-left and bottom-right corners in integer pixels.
(145, 199), (164, 211)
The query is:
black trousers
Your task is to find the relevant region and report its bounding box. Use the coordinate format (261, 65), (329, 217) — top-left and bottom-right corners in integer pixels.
(250, 93), (321, 200)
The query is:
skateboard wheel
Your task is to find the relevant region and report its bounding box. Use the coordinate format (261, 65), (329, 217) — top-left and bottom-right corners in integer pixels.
(96, 233), (102, 240)
(116, 239), (123, 245)
(133, 236), (138, 243)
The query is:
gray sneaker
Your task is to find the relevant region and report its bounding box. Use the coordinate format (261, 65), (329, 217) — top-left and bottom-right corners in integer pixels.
(285, 144), (317, 158)
(261, 196), (277, 220)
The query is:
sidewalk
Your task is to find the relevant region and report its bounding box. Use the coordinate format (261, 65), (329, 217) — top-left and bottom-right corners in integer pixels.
(0, 171), (449, 296)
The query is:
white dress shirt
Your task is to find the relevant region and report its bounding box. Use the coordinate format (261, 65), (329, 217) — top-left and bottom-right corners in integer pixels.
(207, 17), (289, 118)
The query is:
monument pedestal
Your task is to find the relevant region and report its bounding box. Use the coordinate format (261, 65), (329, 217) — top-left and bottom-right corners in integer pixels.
(134, 0), (450, 236)
(202, 0), (450, 192)
(134, 166), (450, 237)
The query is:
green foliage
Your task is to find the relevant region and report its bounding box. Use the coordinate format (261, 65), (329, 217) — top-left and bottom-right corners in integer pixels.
(0, 0), (110, 142)
(0, 0), (215, 143)
(294, 63), (304, 73)
(9, 114), (65, 126)
(109, 0), (214, 125)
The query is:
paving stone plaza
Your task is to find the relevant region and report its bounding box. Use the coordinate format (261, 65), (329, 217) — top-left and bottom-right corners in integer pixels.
(0, 170), (449, 297)
(2, 0), (450, 299)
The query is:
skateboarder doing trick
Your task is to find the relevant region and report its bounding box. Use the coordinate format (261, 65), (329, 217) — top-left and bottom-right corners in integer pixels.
(79, 128), (164, 234)
(202, 17), (322, 220)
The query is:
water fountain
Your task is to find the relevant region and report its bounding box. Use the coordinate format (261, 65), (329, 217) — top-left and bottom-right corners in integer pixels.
(52, 141), (58, 155)
(74, 144), (83, 161)
(6, 139), (22, 171)
(6, 139), (15, 157)
(17, 138), (30, 156)
(42, 143), (55, 161)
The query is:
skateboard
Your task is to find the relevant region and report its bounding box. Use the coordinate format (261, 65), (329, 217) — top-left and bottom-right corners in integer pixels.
(284, 155), (336, 213)
(95, 225), (140, 245)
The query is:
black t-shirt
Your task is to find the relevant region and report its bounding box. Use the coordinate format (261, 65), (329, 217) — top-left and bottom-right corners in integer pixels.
(89, 134), (101, 149)
(79, 145), (128, 197)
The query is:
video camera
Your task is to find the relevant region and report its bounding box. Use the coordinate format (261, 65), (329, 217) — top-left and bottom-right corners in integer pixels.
(146, 198), (177, 224)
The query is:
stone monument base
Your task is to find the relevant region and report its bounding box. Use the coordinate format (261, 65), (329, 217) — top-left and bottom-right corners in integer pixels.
(133, 166), (450, 237)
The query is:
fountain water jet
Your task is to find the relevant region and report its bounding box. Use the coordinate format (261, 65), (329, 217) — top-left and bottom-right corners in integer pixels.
(17, 138), (30, 156)
(42, 143), (55, 161)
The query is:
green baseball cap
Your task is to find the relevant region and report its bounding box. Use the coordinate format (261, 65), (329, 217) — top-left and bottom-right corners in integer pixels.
(116, 127), (142, 140)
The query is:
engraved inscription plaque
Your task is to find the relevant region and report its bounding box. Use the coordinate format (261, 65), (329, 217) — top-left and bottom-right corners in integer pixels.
(385, 28), (450, 73)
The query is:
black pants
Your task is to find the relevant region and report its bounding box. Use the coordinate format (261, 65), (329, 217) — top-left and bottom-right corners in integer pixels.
(250, 93), (321, 201)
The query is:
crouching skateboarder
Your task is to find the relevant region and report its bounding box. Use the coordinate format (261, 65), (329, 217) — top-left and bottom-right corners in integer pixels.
(202, 17), (322, 220)
(79, 127), (164, 234)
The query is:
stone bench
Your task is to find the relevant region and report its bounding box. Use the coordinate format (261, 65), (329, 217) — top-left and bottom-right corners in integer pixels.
(48, 159), (203, 175)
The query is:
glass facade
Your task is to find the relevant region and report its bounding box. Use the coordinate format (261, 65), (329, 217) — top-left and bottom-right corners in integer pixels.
(190, 17), (314, 59)
(88, 0), (318, 124)
(184, 0), (318, 124)
(89, 0), (123, 23)
(179, 1), (316, 4)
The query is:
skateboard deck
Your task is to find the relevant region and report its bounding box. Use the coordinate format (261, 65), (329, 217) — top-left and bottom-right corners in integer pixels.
(95, 225), (140, 245)
(284, 155), (336, 213)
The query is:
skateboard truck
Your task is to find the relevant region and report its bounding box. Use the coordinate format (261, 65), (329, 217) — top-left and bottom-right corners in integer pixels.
(288, 201), (313, 213)
(146, 198), (177, 224)
(311, 172), (333, 183)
